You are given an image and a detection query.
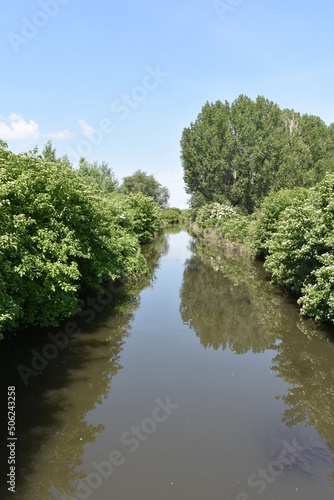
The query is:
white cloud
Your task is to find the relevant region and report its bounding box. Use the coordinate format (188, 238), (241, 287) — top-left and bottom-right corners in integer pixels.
(78, 119), (93, 139)
(0, 114), (73, 142)
(44, 129), (72, 140)
(0, 114), (40, 140)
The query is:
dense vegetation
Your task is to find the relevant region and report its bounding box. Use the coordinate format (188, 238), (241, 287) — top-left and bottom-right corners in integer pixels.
(181, 95), (334, 325)
(181, 95), (334, 213)
(119, 169), (170, 208)
(195, 202), (250, 245)
(0, 142), (162, 338)
(258, 175), (334, 323)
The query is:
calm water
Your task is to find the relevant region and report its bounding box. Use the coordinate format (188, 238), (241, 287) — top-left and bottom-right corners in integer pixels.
(1, 228), (334, 500)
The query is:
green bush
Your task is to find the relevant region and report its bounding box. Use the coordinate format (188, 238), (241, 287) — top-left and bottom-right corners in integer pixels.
(194, 174), (334, 324)
(263, 172), (334, 323)
(162, 207), (182, 224)
(250, 187), (308, 257)
(298, 252), (334, 322)
(180, 209), (193, 223)
(0, 148), (151, 336)
(219, 214), (250, 244)
(195, 202), (250, 243)
(297, 174), (334, 322)
(264, 201), (323, 292)
(109, 192), (162, 243)
(196, 202), (237, 228)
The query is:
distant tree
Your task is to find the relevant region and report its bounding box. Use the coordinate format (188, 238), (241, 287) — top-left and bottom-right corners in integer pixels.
(42, 140), (57, 162)
(163, 207), (182, 224)
(120, 169), (170, 208)
(60, 153), (72, 168)
(78, 157), (118, 195)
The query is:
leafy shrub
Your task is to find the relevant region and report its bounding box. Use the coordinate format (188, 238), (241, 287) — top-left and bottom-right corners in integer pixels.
(219, 214), (250, 244)
(264, 201), (323, 292)
(109, 192), (162, 243)
(250, 187), (308, 257)
(196, 202), (249, 243)
(0, 149), (150, 336)
(196, 202), (237, 228)
(162, 207), (182, 224)
(298, 252), (334, 322)
(263, 172), (334, 323)
(180, 209), (193, 223)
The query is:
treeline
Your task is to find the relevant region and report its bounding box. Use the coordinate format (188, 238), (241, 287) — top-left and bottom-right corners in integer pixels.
(181, 95), (334, 325)
(0, 141), (163, 337)
(181, 95), (334, 213)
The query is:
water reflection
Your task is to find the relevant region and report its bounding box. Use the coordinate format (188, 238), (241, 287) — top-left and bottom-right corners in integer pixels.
(272, 321), (334, 460)
(0, 232), (170, 500)
(180, 238), (334, 468)
(180, 240), (283, 353)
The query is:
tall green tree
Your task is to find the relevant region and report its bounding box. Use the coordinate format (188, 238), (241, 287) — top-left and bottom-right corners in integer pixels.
(181, 95), (334, 213)
(181, 100), (234, 207)
(228, 95), (286, 211)
(120, 169), (170, 208)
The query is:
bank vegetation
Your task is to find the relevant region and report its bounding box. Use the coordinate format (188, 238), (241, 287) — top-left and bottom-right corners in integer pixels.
(181, 95), (334, 324)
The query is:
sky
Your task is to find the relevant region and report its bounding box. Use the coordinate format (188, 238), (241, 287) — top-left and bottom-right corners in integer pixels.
(1, 0), (334, 208)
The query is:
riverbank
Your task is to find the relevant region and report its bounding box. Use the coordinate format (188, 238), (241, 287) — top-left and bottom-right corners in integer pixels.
(0, 145), (163, 339)
(189, 223), (250, 255)
(189, 178), (334, 327)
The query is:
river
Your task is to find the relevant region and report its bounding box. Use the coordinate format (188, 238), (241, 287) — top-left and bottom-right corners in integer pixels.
(1, 228), (334, 499)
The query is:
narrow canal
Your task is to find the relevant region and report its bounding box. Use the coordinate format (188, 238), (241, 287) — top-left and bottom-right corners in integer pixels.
(1, 228), (334, 499)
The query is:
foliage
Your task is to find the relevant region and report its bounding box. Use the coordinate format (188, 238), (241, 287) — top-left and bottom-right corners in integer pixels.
(196, 202), (238, 228)
(106, 192), (162, 244)
(77, 157), (118, 195)
(262, 173), (334, 322)
(297, 175), (334, 322)
(42, 140), (57, 163)
(26, 140), (72, 167)
(196, 202), (250, 244)
(119, 169), (170, 208)
(219, 215), (250, 244)
(180, 209), (193, 223)
(162, 207), (182, 224)
(181, 100), (234, 206)
(181, 95), (334, 213)
(299, 252), (334, 322)
(188, 192), (208, 211)
(0, 147), (159, 337)
(250, 187), (309, 257)
(264, 202), (320, 292)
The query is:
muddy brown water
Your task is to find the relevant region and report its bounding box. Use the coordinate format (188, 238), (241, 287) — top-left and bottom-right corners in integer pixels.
(1, 228), (334, 499)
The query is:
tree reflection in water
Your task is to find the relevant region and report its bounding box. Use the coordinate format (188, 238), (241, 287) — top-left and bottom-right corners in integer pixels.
(180, 238), (334, 474)
(0, 232), (170, 500)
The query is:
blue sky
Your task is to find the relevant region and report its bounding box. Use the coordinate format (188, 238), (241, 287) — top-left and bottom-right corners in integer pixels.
(1, 0), (334, 207)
